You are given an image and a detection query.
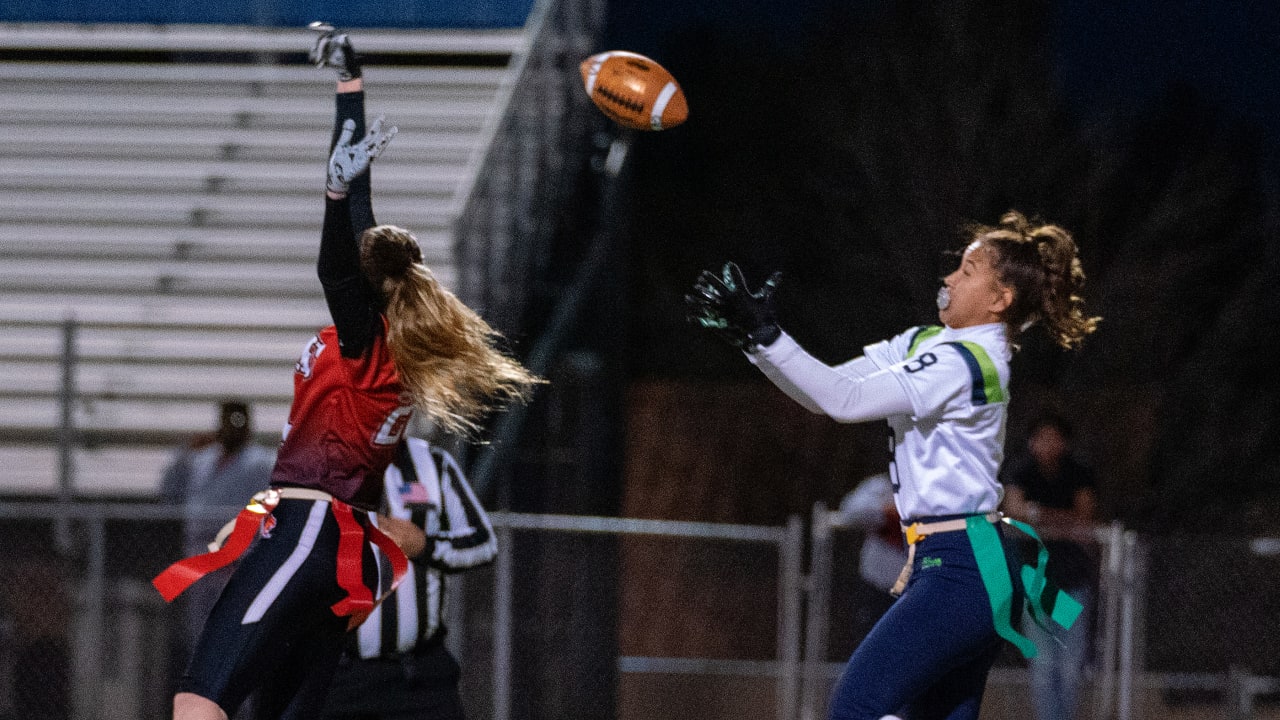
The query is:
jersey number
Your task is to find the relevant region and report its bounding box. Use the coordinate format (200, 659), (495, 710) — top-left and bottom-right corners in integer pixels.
(885, 424), (900, 493)
(373, 405), (414, 446)
(903, 351), (938, 374)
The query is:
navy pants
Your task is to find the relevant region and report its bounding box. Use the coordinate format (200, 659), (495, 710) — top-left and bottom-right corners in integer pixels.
(828, 523), (1024, 720)
(179, 499), (378, 720)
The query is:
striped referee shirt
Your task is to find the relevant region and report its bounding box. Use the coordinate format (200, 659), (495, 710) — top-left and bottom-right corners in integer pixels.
(353, 437), (497, 659)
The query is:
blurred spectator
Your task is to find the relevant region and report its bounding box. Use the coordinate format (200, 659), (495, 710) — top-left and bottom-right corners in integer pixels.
(159, 400), (274, 663)
(1000, 413), (1098, 720)
(835, 472), (908, 639)
(319, 436), (496, 720)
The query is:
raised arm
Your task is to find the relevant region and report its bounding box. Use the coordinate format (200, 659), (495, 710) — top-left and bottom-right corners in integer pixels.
(311, 26), (396, 357)
(318, 114), (397, 357)
(687, 262), (913, 422)
(751, 333), (914, 422)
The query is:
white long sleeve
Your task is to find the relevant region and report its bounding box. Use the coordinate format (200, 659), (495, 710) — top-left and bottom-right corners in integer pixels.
(748, 332), (914, 422)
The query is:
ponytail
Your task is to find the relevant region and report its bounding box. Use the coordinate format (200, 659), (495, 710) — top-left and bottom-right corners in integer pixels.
(361, 225), (543, 435)
(972, 211), (1100, 350)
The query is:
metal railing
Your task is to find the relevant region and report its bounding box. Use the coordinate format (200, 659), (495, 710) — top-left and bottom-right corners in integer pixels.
(803, 506), (1134, 720)
(0, 502), (805, 720)
(486, 512), (806, 720)
(802, 504), (1280, 720)
(2, 501), (1279, 719)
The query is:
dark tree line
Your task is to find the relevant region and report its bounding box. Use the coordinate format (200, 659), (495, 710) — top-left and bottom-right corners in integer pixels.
(618, 0), (1280, 534)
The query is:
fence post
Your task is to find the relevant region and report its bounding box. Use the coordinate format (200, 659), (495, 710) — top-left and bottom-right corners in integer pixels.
(57, 317), (78, 554)
(1094, 521), (1124, 719)
(71, 514), (105, 720)
(1116, 529), (1140, 720)
(492, 522), (515, 720)
(801, 503), (835, 720)
(777, 514), (805, 720)
(1228, 665), (1254, 720)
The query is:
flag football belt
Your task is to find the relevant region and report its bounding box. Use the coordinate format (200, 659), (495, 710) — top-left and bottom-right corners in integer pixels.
(151, 487), (410, 630)
(890, 511), (1083, 660)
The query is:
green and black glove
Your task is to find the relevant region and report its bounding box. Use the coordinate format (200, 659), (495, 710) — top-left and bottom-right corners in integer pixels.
(685, 261), (782, 351)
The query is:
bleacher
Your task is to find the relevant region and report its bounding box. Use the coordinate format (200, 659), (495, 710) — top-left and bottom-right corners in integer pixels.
(0, 24), (521, 496)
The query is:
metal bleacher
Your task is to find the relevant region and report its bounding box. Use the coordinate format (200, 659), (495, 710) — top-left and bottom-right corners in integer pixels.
(0, 23), (522, 496)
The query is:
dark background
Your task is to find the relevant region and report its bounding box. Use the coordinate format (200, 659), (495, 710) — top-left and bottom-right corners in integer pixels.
(596, 0), (1280, 535)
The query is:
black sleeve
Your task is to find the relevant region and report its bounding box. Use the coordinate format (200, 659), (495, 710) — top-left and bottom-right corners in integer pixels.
(319, 196), (380, 357)
(319, 90), (381, 358)
(332, 91), (376, 235)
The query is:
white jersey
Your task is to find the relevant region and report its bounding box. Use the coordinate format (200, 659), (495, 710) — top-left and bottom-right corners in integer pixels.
(751, 322), (1011, 521)
(863, 323), (1010, 520)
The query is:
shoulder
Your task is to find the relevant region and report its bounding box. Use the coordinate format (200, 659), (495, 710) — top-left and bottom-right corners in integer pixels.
(866, 325), (942, 366)
(933, 340), (1008, 406)
(903, 325), (944, 358)
(431, 445), (464, 476)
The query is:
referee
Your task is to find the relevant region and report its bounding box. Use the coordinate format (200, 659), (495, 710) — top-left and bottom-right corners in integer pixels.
(320, 436), (497, 720)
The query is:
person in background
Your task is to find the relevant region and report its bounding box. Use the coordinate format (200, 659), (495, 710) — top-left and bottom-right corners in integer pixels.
(687, 209), (1099, 720)
(320, 436), (497, 720)
(154, 25), (539, 720)
(160, 400), (275, 663)
(834, 473), (908, 640)
(1000, 413), (1098, 720)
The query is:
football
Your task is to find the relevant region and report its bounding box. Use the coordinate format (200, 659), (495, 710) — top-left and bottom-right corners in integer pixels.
(579, 51), (688, 131)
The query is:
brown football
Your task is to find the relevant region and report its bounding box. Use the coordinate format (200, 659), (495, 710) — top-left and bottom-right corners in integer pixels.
(579, 51), (688, 131)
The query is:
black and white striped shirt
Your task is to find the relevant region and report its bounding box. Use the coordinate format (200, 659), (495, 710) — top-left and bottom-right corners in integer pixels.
(354, 437), (497, 659)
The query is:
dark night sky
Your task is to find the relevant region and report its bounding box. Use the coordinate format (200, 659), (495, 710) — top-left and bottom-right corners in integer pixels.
(607, 0), (1280, 171)
(599, 0), (1280, 531)
(1051, 0), (1280, 164)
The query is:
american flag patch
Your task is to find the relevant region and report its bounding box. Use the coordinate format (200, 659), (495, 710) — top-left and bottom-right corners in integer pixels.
(398, 481), (432, 507)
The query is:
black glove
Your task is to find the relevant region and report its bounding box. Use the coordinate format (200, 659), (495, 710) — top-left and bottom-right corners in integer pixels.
(685, 261), (782, 350)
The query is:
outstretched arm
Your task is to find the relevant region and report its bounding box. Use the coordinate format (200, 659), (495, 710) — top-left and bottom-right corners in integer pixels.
(751, 333), (914, 422)
(317, 115), (397, 357)
(687, 262), (912, 422)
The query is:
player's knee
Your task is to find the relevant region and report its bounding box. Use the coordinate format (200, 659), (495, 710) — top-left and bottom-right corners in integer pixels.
(173, 691), (229, 720)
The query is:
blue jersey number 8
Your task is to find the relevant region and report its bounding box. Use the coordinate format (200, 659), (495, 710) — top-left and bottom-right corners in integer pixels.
(903, 351), (938, 374)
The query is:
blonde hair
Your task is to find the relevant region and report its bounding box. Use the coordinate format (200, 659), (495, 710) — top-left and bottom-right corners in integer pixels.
(360, 224), (543, 435)
(968, 210), (1100, 350)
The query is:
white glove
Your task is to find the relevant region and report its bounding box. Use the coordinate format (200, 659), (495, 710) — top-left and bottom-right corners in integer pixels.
(326, 115), (397, 195)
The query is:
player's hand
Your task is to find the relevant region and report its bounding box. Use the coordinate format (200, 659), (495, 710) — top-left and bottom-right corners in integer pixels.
(685, 261), (782, 350)
(326, 115), (397, 195)
(376, 514), (426, 559)
(308, 22), (362, 81)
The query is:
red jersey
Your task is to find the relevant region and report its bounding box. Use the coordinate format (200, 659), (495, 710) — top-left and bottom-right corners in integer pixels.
(271, 324), (415, 509)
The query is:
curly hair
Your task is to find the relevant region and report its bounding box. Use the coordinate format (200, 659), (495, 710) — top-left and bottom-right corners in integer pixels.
(359, 225), (543, 435)
(967, 210), (1100, 350)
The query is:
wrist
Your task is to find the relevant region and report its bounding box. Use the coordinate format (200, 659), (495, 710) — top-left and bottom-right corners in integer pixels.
(746, 323), (781, 350)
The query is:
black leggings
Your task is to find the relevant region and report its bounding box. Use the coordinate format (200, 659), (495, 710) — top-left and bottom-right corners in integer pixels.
(178, 499), (377, 720)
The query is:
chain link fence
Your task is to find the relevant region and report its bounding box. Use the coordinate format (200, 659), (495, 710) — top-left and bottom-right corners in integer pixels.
(803, 506), (1280, 720)
(0, 504), (805, 720)
(3, 502), (1278, 720)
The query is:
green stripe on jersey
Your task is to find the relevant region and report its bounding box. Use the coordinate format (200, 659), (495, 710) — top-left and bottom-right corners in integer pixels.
(944, 341), (1006, 405)
(906, 325), (943, 358)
